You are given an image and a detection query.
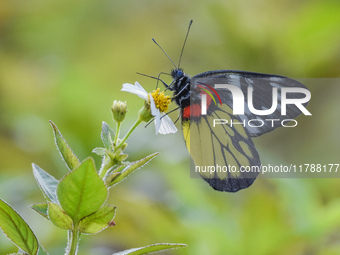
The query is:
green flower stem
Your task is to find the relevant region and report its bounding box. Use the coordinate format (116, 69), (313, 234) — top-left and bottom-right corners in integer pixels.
(114, 118), (142, 153)
(113, 121), (121, 147)
(99, 156), (114, 178)
(67, 226), (81, 255)
(99, 118), (142, 178)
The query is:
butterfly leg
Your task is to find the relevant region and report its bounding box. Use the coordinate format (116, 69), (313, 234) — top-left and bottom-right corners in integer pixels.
(156, 72), (172, 89)
(174, 80), (190, 97)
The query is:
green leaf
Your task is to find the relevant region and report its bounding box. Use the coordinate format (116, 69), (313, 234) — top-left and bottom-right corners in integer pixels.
(48, 202), (73, 230)
(112, 243), (187, 255)
(110, 164), (127, 174)
(0, 199), (39, 255)
(8, 252), (28, 255)
(92, 147), (107, 156)
(105, 172), (121, 187)
(49, 121), (80, 170)
(79, 204), (116, 234)
(109, 153), (159, 187)
(9, 249), (31, 255)
(104, 164), (126, 186)
(30, 203), (48, 219)
(57, 157), (108, 223)
(37, 246), (49, 255)
(101, 121), (115, 150)
(32, 164), (59, 203)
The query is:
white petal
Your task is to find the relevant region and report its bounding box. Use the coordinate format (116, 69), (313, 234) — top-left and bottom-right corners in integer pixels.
(149, 96), (162, 134)
(121, 82), (148, 100)
(149, 94), (158, 116)
(154, 115), (162, 135)
(135, 81), (147, 90)
(158, 114), (178, 135)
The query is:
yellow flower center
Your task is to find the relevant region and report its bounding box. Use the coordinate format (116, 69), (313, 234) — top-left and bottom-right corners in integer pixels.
(149, 88), (171, 113)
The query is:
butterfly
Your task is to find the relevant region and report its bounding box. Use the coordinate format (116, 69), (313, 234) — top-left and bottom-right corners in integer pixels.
(150, 20), (310, 192)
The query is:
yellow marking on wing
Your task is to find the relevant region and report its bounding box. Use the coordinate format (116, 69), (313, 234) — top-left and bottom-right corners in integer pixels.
(189, 121), (202, 167)
(224, 148), (240, 178)
(182, 120), (190, 152)
(215, 109), (235, 137)
(232, 120), (248, 138)
(184, 105), (254, 184)
(239, 141), (253, 159)
(229, 144), (250, 167)
(220, 104), (233, 114)
(225, 124), (235, 137)
(190, 120), (210, 179)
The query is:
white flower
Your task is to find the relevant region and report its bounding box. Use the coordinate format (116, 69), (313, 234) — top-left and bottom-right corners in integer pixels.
(121, 81), (148, 101)
(121, 82), (178, 135)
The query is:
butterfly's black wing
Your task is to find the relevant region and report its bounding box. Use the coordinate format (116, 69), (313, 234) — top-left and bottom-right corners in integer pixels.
(183, 70), (309, 192)
(192, 70), (310, 137)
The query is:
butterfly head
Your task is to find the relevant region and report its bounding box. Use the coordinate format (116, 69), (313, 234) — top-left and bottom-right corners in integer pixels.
(171, 68), (184, 79)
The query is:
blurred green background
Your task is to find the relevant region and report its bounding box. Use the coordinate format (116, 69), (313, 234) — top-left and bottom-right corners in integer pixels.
(1, 0), (340, 254)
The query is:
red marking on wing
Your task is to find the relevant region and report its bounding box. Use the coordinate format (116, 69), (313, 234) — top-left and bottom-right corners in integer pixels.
(197, 83), (222, 105)
(202, 83), (223, 105)
(183, 104), (200, 118)
(182, 93), (213, 118)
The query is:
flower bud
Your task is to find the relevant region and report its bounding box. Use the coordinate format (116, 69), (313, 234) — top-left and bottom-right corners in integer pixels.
(138, 102), (153, 122)
(111, 100), (127, 123)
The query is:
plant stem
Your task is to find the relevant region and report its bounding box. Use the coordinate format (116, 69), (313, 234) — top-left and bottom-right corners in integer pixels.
(66, 226), (80, 255)
(114, 118), (142, 152)
(99, 156), (114, 178)
(114, 121), (121, 147)
(99, 118), (142, 178)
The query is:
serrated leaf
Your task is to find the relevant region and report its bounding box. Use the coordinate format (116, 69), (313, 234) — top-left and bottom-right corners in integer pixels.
(57, 157), (108, 223)
(92, 147), (107, 156)
(111, 164), (127, 174)
(18, 248), (29, 254)
(112, 243), (187, 255)
(48, 203), (73, 230)
(49, 121), (80, 170)
(109, 153), (159, 187)
(105, 172), (121, 187)
(101, 121), (115, 150)
(32, 164), (59, 203)
(79, 204), (116, 234)
(30, 203), (48, 219)
(37, 246), (49, 255)
(105, 164), (126, 187)
(9, 250), (29, 255)
(0, 199), (39, 255)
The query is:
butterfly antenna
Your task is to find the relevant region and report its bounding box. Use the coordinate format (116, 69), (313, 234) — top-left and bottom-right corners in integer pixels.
(136, 72), (170, 88)
(178, 20), (193, 68)
(152, 38), (177, 69)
